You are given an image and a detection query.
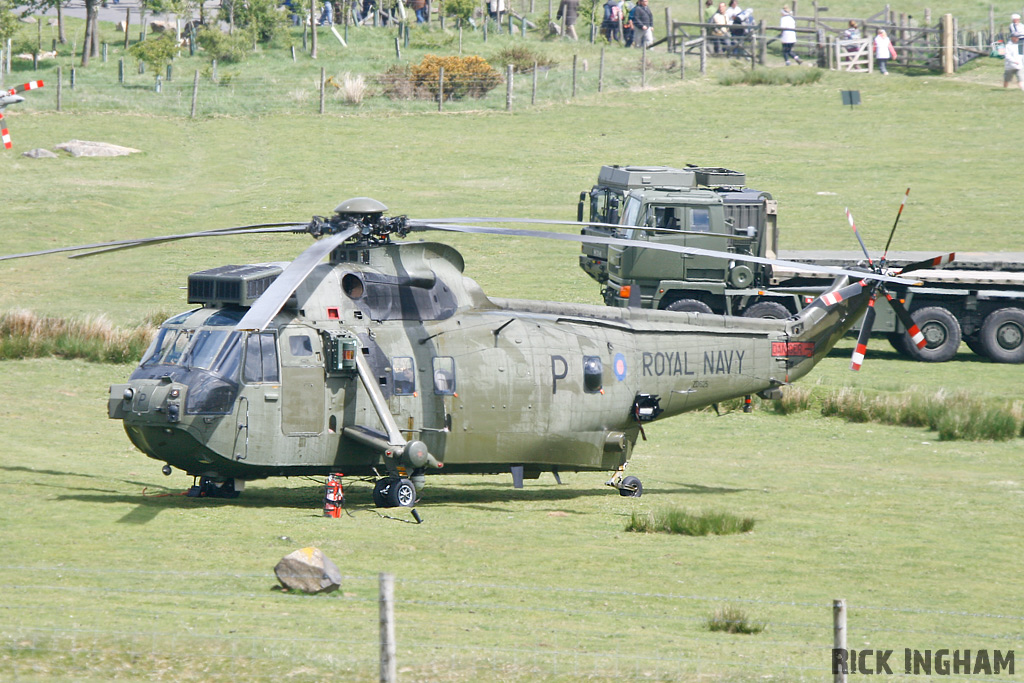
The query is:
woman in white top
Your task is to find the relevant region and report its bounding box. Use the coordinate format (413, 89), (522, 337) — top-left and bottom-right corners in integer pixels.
(873, 28), (896, 75)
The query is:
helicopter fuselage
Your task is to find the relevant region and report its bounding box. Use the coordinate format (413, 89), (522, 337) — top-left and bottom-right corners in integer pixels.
(108, 240), (866, 491)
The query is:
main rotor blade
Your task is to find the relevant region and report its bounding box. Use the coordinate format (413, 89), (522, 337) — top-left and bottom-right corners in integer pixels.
(68, 225), (305, 259)
(882, 188), (910, 261)
(803, 279), (868, 311)
(412, 216), (626, 230)
(8, 80), (43, 95)
(882, 290), (926, 349)
(235, 226), (359, 332)
(896, 252), (955, 275)
(851, 293), (878, 371)
(0, 222), (309, 262)
(411, 222), (919, 287)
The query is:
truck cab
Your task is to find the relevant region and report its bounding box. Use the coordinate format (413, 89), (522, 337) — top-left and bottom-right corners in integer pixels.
(578, 165), (782, 314)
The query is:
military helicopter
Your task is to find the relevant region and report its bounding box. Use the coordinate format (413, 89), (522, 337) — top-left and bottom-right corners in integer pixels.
(0, 80), (44, 150)
(0, 198), (926, 508)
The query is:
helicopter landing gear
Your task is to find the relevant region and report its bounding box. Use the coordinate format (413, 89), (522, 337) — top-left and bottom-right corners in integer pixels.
(186, 476), (241, 499)
(605, 468), (643, 498)
(372, 477), (417, 508)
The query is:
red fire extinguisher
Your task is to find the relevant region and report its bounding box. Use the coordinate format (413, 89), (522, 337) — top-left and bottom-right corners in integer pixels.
(323, 473), (344, 518)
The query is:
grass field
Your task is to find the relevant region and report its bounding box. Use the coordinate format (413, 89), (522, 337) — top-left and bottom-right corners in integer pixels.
(2, 10), (1024, 681)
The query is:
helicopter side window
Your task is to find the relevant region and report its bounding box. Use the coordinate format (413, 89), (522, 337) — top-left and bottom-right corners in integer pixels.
(392, 356), (415, 396)
(583, 356), (603, 394)
(289, 335), (314, 357)
(244, 333), (279, 384)
(432, 357), (456, 395)
(691, 207), (711, 232)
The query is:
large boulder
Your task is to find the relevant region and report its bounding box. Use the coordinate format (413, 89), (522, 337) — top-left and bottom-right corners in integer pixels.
(54, 140), (141, 157)
(274, 547), (342, 594)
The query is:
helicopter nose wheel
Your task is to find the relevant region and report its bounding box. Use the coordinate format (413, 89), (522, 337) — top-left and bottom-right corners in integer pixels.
(618, 475), (643, 498)
(372, 477), (418, 508)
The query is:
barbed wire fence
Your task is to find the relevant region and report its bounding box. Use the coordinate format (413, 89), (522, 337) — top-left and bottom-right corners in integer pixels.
(2, 563), (1021, 681)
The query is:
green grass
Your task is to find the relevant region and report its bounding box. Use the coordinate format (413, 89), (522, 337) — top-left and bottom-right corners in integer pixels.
(0, 309), (157, 363)
(2, 10), (1024, 680)
(718, 65), (824, 86)
(626, 507), (756, 535)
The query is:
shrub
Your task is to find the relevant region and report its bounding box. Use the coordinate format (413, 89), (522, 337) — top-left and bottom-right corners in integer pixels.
(626, 507), (755, 536)
(0, 310), (157, 364)
(719, 67), (823, 86)
(128, 33), (179, 80)
(221, 0), (286, 42)
(771, 384), (812, 415)
(410, 54), (503, 100)
(705, 606), (765, 634)
(443, 0), (477, 21)
(197, 26), (252, 63)
(492, 45), (558, 73)
(328, 72), (368, 104)
(380, 63), (430, 100)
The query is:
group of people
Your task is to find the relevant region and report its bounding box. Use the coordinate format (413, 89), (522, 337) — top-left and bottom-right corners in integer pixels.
(582, 0), (653, 48)
(1004, 13), (1024, 90)
(708, 1), (753, 55)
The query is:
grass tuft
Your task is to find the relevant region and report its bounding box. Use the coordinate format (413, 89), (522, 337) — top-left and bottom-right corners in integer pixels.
(771, 385), (812, 415)
(718, 67), (824, 86)
(0, 309), (157, 364)
(705, 605), (766, 634)
(625, 507), (755, 536)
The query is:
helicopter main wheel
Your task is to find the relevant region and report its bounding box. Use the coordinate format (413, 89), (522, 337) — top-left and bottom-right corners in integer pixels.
(372, 478), (393, 508)
(387, 478), (417, 508)
(664, 298), (713, 314)
(618, 475), (643, 497)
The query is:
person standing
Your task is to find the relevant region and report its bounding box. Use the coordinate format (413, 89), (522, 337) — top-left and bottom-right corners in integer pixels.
(1005, 34), (1024, 90)
(601, 0), (622, 42)
(711, 3), (728, 54)
(1011, 14), (1024, 39)
(780, 5), (801, 65)
(873, 28), (896, 75)
(632, 0), (654, 48)
(557, 0), (580, 40)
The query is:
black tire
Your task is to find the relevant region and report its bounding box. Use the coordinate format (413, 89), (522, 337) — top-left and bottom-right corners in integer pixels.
(372, 478), (392, 508)
(903, 306), (961, 363)
(742, 301), (790, 319)
(386, 478), (417, 508)
(618, 475), (643, 498)
(963, 334), (986, 357)
(664, 298), (713, 314)
(887, 332), (913, 357)
(979, 308), (1024, 363)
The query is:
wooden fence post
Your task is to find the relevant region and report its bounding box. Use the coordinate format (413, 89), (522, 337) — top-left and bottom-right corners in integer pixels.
(598, 46), (604, 91)
(700, 27), (707, 74)
(190, 69), (199, 118)
(379, 573), (397, 683)
(833, 599), (847, 683)
(665, 7), (673, 51)
(56, 65), (61, 112)
(506, 63), (513, 110)
(438, 66), (444, 111)
(531, 61), (537, 104)
(124, 8), (130, 49)
(319, 66), (326, 113)
(572, 53), (578, 97)
(641, 43), (647, 87)
(680, 44), (685, 78)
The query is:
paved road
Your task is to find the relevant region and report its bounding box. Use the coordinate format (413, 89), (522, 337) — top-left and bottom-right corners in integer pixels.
(18, 1), (219, 24)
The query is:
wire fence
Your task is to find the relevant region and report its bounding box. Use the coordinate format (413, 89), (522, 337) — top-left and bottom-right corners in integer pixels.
(2, 564), (1021, 681)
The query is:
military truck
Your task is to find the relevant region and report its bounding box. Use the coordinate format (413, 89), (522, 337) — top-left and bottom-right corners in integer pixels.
(578, 165), (1024, 363)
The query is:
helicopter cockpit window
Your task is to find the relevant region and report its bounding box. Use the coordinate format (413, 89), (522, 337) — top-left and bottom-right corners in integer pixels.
(289, 335), (314, 357)
(244, 333), (279, 384)
(432, 357), (456, 395)
(691, 207), (711, 232)
(392, 356), (415, 395)
(583, 356), (603, 394)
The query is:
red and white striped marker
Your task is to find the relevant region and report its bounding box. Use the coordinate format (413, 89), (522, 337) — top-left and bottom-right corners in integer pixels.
(1, 113), (10, 149)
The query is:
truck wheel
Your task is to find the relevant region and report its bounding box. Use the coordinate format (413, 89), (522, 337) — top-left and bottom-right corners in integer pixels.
(904, 306), (961, 363)
(664, 298), (713, 314)
(888, 332), (913, 357)
(742, 302), (790, 319)
(979, 308), (1024, 363)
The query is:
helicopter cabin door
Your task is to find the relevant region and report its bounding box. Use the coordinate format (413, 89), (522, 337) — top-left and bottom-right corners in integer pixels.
(279, 327), (326, 436)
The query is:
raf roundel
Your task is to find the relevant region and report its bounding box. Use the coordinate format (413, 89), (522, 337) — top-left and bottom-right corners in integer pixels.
(614, 353), (627, 381)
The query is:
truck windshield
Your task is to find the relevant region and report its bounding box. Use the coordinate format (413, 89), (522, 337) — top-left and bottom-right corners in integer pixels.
(620, 195), (646, 239)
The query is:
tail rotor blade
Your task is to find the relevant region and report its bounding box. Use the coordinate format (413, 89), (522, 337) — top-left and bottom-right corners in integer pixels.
(0, 112), (10, 150)
(882, 290), (926, 349)
(896, 252), (955, 275)
(881, 188), (910, 262)
(845, 208), (874, 267)
(8, 80), (44, 95)
(851, 293), (878, 371)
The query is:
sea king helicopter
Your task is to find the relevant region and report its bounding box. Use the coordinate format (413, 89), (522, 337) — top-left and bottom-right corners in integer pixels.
(1, 197), (936, 508)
